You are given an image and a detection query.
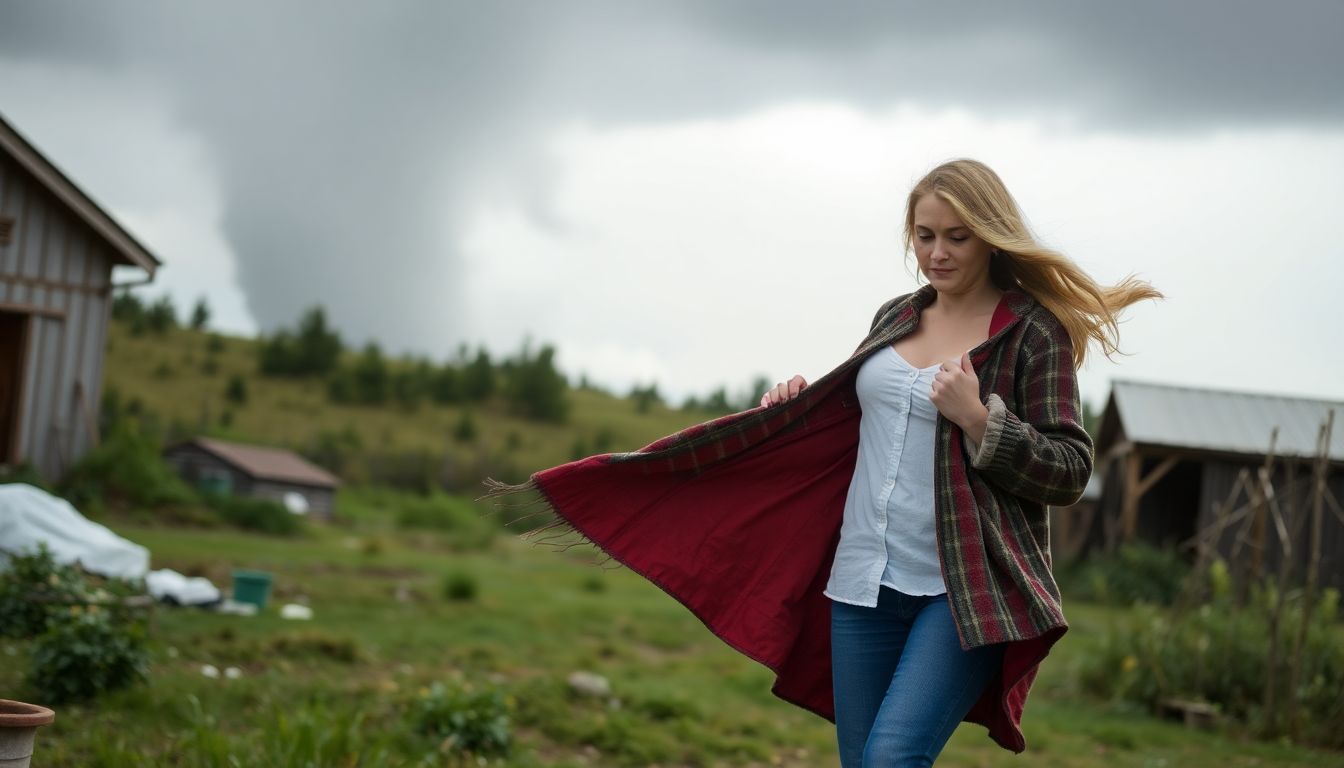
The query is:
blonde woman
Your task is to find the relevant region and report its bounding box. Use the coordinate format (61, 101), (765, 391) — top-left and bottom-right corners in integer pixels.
(490, 159), (1158, 768)
(761, 159), (1160, 765)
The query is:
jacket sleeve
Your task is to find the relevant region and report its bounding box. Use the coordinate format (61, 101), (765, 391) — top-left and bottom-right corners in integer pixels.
(964, 316), (1094, 506)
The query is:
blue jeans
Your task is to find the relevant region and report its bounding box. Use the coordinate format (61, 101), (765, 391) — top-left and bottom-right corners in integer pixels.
(830, 587), (1004, 767)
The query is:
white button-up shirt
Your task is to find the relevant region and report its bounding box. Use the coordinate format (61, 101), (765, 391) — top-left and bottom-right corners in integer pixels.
(825, 346), (946, 606)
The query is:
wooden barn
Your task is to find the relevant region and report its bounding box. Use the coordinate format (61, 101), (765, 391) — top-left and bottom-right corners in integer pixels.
(1064, 379), (1344, 590)
(0, 112), (160, 481)
(163, 437), (340, 520)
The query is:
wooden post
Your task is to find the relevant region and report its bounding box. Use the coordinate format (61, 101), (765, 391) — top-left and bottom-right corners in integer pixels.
(1287, 410), (1333, 738)
(1122, 451), (1141, 542)
(1120, 451), (1179, 544)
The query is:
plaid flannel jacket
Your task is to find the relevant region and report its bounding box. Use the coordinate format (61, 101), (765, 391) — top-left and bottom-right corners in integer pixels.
(505, 283), (1094, 752)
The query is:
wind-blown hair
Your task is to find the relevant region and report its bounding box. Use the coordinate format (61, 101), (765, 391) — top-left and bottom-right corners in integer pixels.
(903, 158), (1161, 369)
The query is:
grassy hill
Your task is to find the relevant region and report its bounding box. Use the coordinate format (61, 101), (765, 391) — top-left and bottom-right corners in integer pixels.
(102, 320), (725, 491)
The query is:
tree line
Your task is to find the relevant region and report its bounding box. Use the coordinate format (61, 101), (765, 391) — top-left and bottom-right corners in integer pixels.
(112, 293), (569, 423)
(111, 292), (895, 425)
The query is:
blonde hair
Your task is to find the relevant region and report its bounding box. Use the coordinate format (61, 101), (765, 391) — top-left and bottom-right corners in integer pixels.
(903, 158), (1161, 369)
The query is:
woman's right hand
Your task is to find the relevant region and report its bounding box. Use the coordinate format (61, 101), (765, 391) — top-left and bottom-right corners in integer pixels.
(759, 375), (808, 407)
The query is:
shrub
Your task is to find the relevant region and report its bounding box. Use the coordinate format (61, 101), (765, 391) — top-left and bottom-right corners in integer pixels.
(225, 375), (248, 405)
(0, 545), (99, 639)
(0, 461), (49, 491)
(410, 680), (511, 760)
(1079, 576), (1344, 748)
(1063, 543), (1189, 606)
(443, 571), (479, 602)
(204, 493), (302, 536)
(453, 411), (477, 443)
(59, 423), (197, 511)
(28, 607), (149, 702)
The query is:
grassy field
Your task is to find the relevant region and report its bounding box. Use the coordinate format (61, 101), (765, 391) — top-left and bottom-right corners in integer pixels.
(3, 505), (1340, 767)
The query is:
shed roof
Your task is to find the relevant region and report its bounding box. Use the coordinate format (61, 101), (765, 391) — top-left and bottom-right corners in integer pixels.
(1105, 379), (1343, 462)
(0, 111), (159, 275)
(176, 437), (340, 489)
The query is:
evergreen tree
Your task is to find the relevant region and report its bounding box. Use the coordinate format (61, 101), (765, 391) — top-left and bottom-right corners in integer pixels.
(111, 291), (145, 323)
(190, 297), (211, 330)
(630, 383), (662, 414)
(504, 341), (569, 423)
(256, 305), (343, 376)
(295, 306), (343, 375)
(352, 342), (389, 404)
(461, 347), (495, 401)
(430, 363), (461, 404)
(144, 294), (177, 334)
(225, 374), (248, 405)
(453, 410), (477, 443)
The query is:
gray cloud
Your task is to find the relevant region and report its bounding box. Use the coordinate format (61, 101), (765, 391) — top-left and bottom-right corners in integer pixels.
(2, 0), (1340, 354)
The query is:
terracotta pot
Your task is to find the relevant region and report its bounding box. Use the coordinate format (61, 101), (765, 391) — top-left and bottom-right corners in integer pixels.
(0, 700), (55, 768)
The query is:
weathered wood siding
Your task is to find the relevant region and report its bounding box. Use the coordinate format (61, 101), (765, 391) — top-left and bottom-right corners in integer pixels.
(163, 443), (253, 494)
(0, 150), (116, 480)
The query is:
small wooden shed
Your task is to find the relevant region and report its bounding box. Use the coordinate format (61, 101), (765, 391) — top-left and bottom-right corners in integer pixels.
(163, 437), (340, 520)
(0, 112), (159, 480)
(1074, 379), (1344, 590)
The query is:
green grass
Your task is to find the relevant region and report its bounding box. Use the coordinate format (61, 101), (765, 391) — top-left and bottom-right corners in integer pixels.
(3, 513), (1341, 767)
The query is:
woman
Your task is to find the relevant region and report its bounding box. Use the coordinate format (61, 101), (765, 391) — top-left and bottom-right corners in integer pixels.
(488, 159), (1157, 766)
(759, 158), (1160, 765)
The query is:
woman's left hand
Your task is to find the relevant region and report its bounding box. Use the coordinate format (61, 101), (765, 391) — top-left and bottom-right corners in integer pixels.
(930, 351), (990, 444)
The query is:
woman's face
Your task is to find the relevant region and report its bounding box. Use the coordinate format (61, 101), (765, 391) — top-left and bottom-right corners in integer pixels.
(912, 194), (994, 297)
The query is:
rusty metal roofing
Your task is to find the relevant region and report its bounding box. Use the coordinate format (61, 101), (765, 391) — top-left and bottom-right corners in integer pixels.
(1109, 379), (1343, 462)
(189, 437), (340, 488)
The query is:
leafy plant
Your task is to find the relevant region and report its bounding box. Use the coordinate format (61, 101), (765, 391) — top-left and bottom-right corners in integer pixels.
(443, 571), (479, 602)
(1063, 543), (1189, 606)
(0, 544), (102, 639)
(28, 606), (149, 702)
(410, 680), (511, 761)
(58, 422), (197, 511)
(1079, 573), (1344, 749)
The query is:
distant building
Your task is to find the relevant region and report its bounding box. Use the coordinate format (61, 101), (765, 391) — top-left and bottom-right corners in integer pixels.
(0, 112), (160, 481)
(1066, 379), (1344, 590)
(163, 437), (340, 520)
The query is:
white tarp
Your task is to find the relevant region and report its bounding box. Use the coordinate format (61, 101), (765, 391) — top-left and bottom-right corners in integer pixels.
(145, 568), (221, 605)
(0, 483), (150, 581)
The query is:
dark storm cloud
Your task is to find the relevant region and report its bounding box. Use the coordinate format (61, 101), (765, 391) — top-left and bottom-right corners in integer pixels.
(2, 0), (1340, 351)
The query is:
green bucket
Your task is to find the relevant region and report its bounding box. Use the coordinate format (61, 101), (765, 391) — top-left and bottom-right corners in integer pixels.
(231, 569), (273, 610)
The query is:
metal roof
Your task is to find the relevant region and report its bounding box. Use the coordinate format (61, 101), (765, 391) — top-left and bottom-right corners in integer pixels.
(0, 111), (160, 274)
(180, 437), (340, 489)
(1108, 379), (1343, 462)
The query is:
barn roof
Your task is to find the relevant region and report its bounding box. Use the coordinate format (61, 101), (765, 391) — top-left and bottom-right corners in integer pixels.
(1104, 379), (1343, 462)
(176, 437), (340, 489)
(0, 112), (159, 275)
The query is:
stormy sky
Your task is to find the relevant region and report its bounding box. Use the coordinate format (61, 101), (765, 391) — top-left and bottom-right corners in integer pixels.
(2, 1), (1342, 409)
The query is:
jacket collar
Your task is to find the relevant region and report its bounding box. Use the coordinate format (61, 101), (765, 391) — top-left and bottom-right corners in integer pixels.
(851, 284), (1036, 367)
